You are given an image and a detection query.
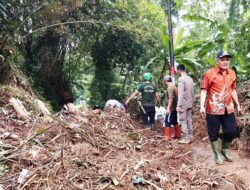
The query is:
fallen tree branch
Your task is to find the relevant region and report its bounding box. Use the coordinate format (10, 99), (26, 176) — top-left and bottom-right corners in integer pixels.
(120, 164), (129, 180)
(9, 97), (30, 120)
(174, 151), (192, 158)
(48, 114), (110, 149)
(0, 124), (56, 162)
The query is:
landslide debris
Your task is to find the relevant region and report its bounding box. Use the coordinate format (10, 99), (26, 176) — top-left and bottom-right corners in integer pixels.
(0, 86), (249, 190)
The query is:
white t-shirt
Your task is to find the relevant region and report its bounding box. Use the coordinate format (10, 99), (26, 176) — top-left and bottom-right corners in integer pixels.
(155, 106), (166, 126)
(105, 100), (125, 110)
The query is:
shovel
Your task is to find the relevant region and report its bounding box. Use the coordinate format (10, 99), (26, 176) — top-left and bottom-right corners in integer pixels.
(137, 101), (146, 114)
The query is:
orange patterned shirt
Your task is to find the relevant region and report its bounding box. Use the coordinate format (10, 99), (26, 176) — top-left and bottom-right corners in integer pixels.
(201, 66), (236, 115)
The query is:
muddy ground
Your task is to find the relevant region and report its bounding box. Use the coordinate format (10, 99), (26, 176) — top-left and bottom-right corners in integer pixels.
(0, 84), (250, 190)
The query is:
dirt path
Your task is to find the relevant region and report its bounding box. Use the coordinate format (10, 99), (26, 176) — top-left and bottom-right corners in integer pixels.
(176, 140), (250, 187)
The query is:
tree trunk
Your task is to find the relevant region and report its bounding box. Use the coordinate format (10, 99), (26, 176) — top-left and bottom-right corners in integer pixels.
(9, 97), (30, 120)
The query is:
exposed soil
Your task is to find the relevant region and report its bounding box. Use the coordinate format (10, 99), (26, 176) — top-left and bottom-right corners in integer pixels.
(0, 82), (250, 190)
(0, 108), (249, 190)
(183, 141), (250, 186)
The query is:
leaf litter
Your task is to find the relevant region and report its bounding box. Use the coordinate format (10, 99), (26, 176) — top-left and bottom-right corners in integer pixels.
(0, 82), (250, 190)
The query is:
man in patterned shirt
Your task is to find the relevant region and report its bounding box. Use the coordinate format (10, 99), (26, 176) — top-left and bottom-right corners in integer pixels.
(200, 51), (241, 164)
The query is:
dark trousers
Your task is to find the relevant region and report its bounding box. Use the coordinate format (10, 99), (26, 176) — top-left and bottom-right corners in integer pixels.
(206, 113), (237, 142)
(141, 106), (155, 125)
(165, 110), (178, 127)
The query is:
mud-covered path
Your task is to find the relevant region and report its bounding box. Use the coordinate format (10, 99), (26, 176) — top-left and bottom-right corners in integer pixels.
(176, 140), (250, 188)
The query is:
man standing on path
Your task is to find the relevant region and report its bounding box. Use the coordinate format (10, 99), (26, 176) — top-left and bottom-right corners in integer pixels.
(163, 75), (181, 139)
(200, 51), (241, 164)
(125, 72), (160, 131)
(176, 64), (195, 144)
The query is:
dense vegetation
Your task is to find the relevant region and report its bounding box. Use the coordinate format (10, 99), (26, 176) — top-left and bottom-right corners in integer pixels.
(0, 0), (249, 110)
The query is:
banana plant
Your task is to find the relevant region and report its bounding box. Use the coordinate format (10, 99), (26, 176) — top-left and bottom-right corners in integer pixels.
(161, 26), (205, 80)
(183, 9), (250, 80)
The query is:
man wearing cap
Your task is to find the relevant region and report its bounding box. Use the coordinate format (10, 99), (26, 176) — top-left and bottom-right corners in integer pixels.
(176, 64), (195, 144)
(200, 51), (241, 164)
(163, 75), (181, 139)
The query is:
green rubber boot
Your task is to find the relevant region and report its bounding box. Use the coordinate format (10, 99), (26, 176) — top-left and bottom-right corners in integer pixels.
(211, 141), (224, 165)
(150, 124), (156, 131)
(221, 140), (233, 162)
(143, 124), (150, 128)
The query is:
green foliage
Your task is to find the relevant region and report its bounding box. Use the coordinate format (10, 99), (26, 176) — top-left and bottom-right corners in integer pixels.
(228, 0), (240, 29)
(1, 0), (249, 110)
(176, 0), (250, 81)
(89, 29), (145, 106)
(197, 42), (216, 58)
(67, 0), (167, 106)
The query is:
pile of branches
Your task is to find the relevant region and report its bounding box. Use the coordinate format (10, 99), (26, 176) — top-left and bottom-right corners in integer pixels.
(235, 80), (250, 153)
(0, 90), (249, 189)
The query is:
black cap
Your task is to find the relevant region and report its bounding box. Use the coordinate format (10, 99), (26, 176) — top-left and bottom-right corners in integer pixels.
(177, 64), (185, 71)
(217, 51), (232, 58)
